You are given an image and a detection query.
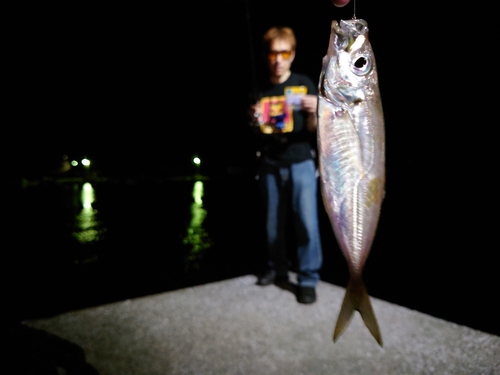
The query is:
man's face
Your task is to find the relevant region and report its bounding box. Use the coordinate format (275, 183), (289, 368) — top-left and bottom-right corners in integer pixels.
(267, 39), (295, 78)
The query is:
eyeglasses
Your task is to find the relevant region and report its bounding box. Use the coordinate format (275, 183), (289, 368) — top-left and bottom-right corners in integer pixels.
(268, 50), (293, 61)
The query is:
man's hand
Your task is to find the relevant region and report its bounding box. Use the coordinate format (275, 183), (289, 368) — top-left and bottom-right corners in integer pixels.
(301, 95), (318, 132)
(301, 95), (318, 114)
(248, 102), (260, 119)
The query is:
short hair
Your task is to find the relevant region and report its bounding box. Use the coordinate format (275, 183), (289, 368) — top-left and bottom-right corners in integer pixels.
(263, 26), (297, 51)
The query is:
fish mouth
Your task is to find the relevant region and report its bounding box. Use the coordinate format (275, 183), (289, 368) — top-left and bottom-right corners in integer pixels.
(333, 19), (369, 39)
(332, 19), (369, 54)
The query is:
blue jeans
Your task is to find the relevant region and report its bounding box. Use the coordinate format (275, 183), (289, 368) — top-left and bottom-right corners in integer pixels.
(258, 159), (323, 287)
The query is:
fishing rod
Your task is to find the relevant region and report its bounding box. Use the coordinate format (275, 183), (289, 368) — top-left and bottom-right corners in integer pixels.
(244, 0), (258, 103)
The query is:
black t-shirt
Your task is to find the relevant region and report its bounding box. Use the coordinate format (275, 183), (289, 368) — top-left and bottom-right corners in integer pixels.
(255, 72), (318, 166)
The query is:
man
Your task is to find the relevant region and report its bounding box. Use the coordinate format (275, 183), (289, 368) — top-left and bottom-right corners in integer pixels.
(248, 26), (323, 304)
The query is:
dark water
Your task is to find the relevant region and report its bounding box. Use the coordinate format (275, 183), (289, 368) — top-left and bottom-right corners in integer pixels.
(6, 172), (498, 337)
(6, 175), (264, 318)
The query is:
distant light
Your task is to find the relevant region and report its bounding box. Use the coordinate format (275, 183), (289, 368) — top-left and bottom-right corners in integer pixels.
(71, 160), (79, 167)
(193, 157), (201, 166)
(82, 158), (91, 167)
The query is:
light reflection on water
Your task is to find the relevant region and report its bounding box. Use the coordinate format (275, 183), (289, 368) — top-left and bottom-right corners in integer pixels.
(183, 179), (213, 271)
(73, 182), (102, 244)
(57, 179), (214, 272)
(16, 177), (263, 283)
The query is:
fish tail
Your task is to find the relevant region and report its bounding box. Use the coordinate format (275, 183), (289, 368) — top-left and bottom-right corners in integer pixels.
(333, 277), (383, 347)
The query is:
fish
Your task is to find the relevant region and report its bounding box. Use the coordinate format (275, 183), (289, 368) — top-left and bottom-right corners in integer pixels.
(317, 18), (385, 347)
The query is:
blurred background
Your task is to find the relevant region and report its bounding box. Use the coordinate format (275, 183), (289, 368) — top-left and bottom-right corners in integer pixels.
(5, 0), (496, 337)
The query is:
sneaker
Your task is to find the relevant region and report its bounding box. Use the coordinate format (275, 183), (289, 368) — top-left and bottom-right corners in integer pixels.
(296, 286), (316, 304)
(257, 269), (276, 286)
(257, 270), (288, 286)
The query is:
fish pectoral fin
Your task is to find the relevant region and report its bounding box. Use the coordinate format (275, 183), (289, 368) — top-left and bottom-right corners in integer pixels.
(333, 278), (383, 347)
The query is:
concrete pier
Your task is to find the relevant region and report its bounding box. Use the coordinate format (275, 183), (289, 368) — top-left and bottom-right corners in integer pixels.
(15, 274), (499, 374)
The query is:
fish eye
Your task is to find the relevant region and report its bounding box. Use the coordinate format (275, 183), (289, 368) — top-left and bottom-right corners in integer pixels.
(351, 54), (371, 76)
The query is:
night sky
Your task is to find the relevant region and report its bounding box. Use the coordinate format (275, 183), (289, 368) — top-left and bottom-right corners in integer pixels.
(8, 1), (485, 178)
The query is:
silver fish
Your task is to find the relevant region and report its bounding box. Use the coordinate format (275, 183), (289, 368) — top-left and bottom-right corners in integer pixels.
(317, 18), (385, 346)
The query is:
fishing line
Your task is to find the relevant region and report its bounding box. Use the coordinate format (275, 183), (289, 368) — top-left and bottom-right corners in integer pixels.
(244, 0), (258, 103)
